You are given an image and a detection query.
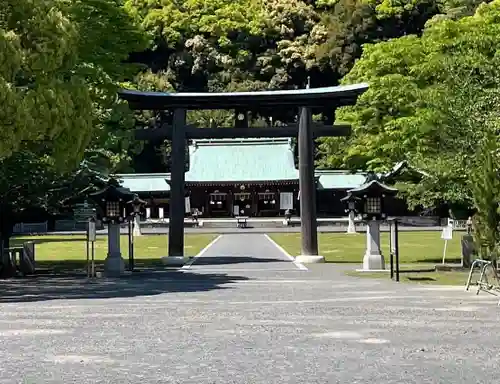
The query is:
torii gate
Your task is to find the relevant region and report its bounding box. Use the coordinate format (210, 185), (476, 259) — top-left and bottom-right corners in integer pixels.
(118, 83), (368, 265)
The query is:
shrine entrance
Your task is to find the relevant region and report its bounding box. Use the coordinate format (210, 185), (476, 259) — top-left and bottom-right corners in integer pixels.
(118, 83), (367, 264)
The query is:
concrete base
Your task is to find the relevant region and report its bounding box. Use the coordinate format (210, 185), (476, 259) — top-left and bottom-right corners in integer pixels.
(362, 253), (385, 270)
(104, 255), (125, 277)
(295, 255), (325, 264)
(160, 256), (187, 266)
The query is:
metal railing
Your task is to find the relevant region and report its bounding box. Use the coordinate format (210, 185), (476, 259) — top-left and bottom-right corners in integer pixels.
(465, 259), (500, 305)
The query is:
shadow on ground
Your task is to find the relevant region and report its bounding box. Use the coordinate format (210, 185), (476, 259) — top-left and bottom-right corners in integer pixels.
(0, 270), (249, 303)
(416, 257), (461, 264)
(34, 258), (166, 274)
(191, 256), (290, 266)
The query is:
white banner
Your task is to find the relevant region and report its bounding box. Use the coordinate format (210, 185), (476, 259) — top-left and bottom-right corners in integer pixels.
(280, 192), (294, 210)
(185, 197), (191, 213)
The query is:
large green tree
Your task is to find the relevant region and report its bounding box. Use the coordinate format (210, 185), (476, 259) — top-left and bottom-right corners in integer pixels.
(320, 0), (500, 209)
(0, 0), (145, 166)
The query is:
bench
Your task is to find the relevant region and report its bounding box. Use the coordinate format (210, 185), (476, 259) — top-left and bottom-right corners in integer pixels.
(236, 216), (249, 228)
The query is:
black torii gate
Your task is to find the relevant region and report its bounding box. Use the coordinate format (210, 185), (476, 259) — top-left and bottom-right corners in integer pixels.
(118, 83), (368, 263)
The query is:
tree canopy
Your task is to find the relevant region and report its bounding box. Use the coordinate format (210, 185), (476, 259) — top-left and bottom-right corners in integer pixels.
(0, 0), (145, 166)
(320, 0), (500, 208)
(2, 0), (499, 219)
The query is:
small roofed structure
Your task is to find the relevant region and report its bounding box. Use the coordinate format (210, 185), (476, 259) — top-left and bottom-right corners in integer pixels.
(88, 180), (138, 223)
(346, 180), (398, 221)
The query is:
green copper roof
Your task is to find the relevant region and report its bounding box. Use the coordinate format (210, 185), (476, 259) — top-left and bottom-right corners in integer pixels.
(185, 138), (299, 183)
(114, 144), (368, 191)
(316, 170), (366, 190)
(116, 173), (170, 192)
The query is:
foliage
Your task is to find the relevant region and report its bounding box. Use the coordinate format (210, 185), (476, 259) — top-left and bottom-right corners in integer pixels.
(0, 0), (146, 166)
(321, 0), (500, 209)
(471, 132), (500, 262)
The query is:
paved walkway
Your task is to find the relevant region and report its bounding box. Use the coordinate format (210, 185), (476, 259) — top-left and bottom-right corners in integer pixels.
(0, 234), (499, 383)
(183, 234), (306, 272)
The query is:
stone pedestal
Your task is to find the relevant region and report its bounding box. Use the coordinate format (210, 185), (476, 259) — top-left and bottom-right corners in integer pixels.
(362, 220), (385, 270)
(347, 211), (357, 234)
(132, 215), (142, 237)
(461, 234), (475, 268)
(295, 255), (325, 263)
(160, 256), (187, 266)
(104, 223), (125, 276)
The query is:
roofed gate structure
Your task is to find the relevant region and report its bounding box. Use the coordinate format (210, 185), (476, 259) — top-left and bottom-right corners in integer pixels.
(118, 83), (368, 265)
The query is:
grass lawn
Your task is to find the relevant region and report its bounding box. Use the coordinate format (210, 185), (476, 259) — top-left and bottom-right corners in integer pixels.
(269, 231), (463, 264)
(345, 270), (470, 286)
(11, 234), (216, 271)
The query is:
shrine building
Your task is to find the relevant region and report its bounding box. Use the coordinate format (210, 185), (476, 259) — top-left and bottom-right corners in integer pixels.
(116, 138), (411, 219)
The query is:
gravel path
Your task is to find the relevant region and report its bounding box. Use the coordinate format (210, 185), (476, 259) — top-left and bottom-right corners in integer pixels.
(0, 234), (498, 383)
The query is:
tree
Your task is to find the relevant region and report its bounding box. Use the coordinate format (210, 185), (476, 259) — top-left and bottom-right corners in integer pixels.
(320, 0), (500, 209)
(316, 0), (439, 80)
(0, 0), (146, 166)
(124, 0), (329, 93)
(471, 131), (500, 264)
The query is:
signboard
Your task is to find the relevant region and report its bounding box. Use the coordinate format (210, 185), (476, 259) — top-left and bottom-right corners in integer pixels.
(87, 220), (96, 242)
(280, 192), (293, 210)
(441, 219), (453, 264)
(185, 197), (191, 213)
(441, 225), (453, 240)
(74, 204), (96, 223)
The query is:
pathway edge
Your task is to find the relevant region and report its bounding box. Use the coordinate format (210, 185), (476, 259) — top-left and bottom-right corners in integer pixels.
(182, 234), (223, 270)
(264, 234), (308, 271)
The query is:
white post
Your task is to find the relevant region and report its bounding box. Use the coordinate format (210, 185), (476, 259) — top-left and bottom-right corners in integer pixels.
(442, 240), (448, 264)
(104, 222), (125, 276)
(146, 208), (151, 219)
(390, 221), (396, 255)
(362, 219), (385, 270)
(347, 211), (357, 234)
(158, 207), (164, 220)
(133, 215), (142, 237)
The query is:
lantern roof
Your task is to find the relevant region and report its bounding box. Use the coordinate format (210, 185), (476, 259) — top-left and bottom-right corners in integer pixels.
(88, 180), (136, 202)
(347, 179), (398, 197)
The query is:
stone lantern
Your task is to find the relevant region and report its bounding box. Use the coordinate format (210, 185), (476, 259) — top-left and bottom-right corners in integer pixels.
(340, 194), (361, 234)
(128, 194), (145, 237)
(88, 180), (136, 276)
(347, 179), (398, 270)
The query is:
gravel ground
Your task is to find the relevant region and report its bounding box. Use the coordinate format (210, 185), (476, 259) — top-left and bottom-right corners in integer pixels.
(0, 234), (498, 384)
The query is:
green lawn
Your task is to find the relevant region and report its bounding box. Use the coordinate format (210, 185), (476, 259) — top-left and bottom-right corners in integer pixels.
(11, 234), (216, 271)
(269, 231), (463, 264)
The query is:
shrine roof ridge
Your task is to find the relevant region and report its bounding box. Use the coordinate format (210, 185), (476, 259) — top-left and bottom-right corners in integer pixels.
(118, 83), (369, 110)
(191, 138), (291, 147)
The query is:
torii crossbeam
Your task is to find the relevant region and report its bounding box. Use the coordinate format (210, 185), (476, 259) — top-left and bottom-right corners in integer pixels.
(118, 83), (368, 264)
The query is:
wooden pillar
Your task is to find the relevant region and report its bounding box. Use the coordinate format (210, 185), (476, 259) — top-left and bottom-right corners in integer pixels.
(168, 108), (186, 257)
(298, 106), (318, 256)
